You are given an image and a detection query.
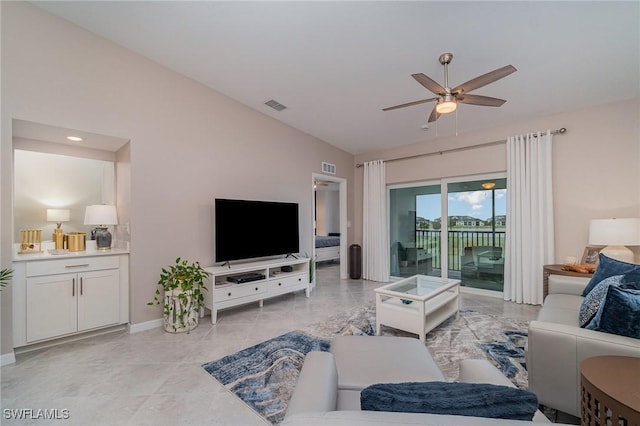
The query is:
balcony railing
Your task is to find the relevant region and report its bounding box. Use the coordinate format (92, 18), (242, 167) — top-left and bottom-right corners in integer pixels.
(415, 229), (506, 271)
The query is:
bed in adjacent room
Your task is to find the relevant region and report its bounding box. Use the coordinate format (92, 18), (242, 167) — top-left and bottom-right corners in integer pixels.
(315, 234), (340, 262)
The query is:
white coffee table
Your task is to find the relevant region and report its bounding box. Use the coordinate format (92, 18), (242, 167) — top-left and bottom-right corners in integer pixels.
(375, 275), (461, 342)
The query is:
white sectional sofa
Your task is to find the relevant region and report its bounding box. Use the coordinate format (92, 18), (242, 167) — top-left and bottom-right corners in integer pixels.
(283, 336), (558, 426)
(526, 274), (640, 417)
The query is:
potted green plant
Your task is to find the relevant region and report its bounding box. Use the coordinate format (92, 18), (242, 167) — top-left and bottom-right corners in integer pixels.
(0, 268), (12, 291)
(148, 257), (210, 333)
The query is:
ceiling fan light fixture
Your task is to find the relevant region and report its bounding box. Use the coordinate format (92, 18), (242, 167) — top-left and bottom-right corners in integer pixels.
(383, 54), (516, 123)
(435, 96), (457, 114)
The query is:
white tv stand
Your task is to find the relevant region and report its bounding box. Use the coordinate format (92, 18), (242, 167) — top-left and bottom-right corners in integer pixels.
(204, 257), (310, 324)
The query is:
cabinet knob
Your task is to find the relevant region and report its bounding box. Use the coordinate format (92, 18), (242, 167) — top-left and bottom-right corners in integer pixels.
(255, 287), (259, 291)
(298, 278), (301, 282)
(228, 292), (232, 297)
(278, 282), (282, 286)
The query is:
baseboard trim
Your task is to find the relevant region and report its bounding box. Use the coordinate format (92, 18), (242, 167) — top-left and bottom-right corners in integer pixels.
(128, 318), (163, 334)
(460, 286), (504, 299)
(13, 325), (127, 357)
(1, 351), (16, 366)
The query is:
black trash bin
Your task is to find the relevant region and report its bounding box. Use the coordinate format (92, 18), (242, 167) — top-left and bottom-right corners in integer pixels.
(349, 244), (362, 279)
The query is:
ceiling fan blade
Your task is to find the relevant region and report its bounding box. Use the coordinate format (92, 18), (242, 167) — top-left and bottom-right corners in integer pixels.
(412, 73), (446, 95)
(452, 65), (516, 95)
(382, 97), (438, 111)
(457, 94), (507, 107)
(428, 105), (440, 122)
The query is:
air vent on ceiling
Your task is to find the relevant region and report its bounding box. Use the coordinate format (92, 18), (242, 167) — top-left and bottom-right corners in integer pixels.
(322, 162), (336, 175)
(264, 99), (287, 111)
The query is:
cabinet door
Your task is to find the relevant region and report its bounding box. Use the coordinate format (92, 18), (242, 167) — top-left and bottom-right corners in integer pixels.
(26, 273), (77, 343)
(77, 269), (120, 331)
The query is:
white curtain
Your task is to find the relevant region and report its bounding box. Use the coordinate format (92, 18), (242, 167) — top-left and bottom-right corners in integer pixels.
(504, 131), (555, 305)
(363, 160), (390, 282)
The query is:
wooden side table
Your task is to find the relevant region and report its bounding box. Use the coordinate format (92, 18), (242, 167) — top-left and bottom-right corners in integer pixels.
(580, 356), (640, 426)
(543, 264), (593, 299)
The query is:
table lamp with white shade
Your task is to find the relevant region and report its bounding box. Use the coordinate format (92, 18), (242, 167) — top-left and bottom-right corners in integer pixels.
(47, 208), (70, 250)
(84, 205), (118, 250)
(588, 218), (640, 263)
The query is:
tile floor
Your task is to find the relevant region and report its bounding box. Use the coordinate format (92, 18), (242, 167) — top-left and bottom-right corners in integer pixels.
(2, 263), (544, 425)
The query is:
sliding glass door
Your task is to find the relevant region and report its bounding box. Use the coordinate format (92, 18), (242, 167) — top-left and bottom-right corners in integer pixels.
(389, 174), (507, 292)
(389, 183), (441, 278)
(447, 177), (506, 291)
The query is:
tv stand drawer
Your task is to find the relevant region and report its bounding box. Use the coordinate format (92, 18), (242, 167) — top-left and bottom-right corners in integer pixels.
(270, 273), (306, 291)
(215, 282), (267, 302)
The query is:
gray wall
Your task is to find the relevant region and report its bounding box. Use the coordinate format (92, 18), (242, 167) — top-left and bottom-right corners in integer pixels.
(1, 2), (355, 356)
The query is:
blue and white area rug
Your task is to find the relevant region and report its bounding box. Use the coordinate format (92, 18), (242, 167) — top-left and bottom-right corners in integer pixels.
(202, 306), (529, 425)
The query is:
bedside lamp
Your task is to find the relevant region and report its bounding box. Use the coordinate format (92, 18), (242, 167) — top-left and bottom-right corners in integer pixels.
(588, 218), (640, 263)
(47, 208), (70, 250)
(84, 205), (118, 250)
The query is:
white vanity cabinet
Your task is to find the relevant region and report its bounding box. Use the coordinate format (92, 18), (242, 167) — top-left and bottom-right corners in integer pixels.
(13, 251), (129, 347)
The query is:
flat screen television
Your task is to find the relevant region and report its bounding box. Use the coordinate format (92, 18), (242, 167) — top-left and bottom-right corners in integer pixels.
(215, 198), (299, 263)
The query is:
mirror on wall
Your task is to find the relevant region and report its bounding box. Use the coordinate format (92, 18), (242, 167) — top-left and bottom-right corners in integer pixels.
(12, 119), (130, 245)
(13, 150), (115, 242)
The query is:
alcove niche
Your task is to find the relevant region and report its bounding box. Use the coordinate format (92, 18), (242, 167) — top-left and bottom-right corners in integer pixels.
(12, 119), (131, 248)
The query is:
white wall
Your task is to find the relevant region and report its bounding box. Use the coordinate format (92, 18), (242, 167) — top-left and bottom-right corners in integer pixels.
(354, 97), (640, 266)
(0, 2), (354, 355)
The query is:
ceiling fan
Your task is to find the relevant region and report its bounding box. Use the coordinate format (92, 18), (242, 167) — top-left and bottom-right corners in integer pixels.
(383, 53), (516, 122)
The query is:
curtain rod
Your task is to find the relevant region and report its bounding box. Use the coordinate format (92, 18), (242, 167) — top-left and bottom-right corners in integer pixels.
(355, 127), (567, 168)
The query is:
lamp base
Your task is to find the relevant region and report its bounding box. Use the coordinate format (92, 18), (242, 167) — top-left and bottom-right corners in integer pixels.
(94, 227), (112, 250)
(600, 245), (635, 263)
(53, 228), (65, 250)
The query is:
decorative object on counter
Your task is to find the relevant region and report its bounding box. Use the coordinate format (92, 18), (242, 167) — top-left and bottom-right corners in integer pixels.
(84, 204), (118, 250)
(46, 208), (70, 250)
(65, 232), (86, 252)
(18, 229), (42, 253)
(148, 257), (210, 333)
(562, 264), (597, 274)
(564, 256), (578, 265)
(588, 218), (640, 263)
(581, 246), (603, 266)
(0, 268), (12, 291)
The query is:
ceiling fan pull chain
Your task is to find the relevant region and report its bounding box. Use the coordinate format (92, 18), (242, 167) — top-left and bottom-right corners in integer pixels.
(455, 108), (458, 136)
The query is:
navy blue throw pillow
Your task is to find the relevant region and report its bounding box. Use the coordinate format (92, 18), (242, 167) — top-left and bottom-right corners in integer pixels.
(579, 275), (623, 327)
(621, 269), (640, 286)
(582, 254), (640, 297)
(585, 285), (640, 339)
(360, 381), (538, 421)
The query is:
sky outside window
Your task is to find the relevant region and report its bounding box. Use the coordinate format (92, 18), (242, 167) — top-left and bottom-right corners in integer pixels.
(417, 189), (507, 222)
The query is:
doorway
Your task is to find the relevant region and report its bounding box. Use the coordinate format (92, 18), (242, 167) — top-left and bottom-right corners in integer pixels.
(312, 173), (347, 283)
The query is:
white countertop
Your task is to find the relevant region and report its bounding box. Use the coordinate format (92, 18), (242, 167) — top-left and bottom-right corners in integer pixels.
(13, 241), (129, 262)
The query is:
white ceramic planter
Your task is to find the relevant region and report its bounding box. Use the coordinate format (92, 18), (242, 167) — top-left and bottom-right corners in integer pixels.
(163, 289), (199, 333)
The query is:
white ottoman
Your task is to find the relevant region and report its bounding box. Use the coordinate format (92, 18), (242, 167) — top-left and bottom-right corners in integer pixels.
(330, 335), (445, 410)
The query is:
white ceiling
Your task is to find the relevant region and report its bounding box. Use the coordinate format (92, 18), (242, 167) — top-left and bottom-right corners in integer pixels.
(32, 1), (640, 155)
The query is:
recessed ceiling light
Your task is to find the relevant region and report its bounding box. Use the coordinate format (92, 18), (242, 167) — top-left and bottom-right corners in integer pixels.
(66, 136), (83, 142)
